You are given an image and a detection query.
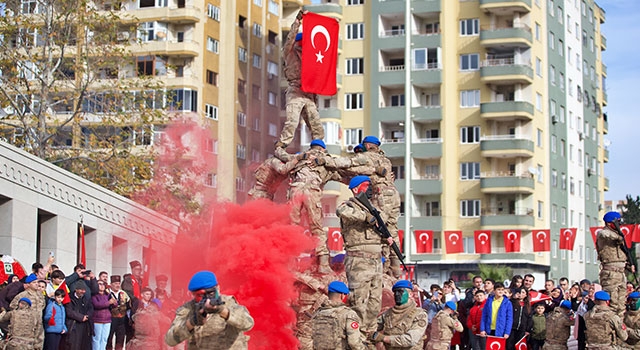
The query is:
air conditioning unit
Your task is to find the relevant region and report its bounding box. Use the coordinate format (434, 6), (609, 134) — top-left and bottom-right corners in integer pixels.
(588, 169), (595, 176)
(551, 115), (558, 124)
(346, 144), (355, 153)
(117, 31), (130, 41)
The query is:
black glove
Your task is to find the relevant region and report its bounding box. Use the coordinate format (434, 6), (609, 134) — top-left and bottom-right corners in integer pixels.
(375, 166), (387, 177)
(315, 157), (326, 166)
(296, 10), (304, 20)
(191, 304), (206, 326)
(369, 332), (385, 343)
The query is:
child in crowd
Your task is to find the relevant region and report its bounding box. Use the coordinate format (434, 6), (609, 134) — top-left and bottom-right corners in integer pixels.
(44, 289), (68, 350)
(529, 303), (547, 350)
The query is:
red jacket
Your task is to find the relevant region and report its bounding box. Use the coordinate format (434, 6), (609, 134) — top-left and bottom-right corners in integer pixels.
(467, 299), (487, 335)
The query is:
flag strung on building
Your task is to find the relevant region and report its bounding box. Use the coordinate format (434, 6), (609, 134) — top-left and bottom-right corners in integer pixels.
(503, 230), (521, 253)
(474, 230), (491, 254)
(444, 230), (463, 254)
(559, 227), (577, 250)
(621, 224), (635, 248)
(414, 230), (433, 253)
(301, 12), (339, 95)
(79, 219), (86, 267)
(589, 226), (602, 246)
(532, 229), (550, 252)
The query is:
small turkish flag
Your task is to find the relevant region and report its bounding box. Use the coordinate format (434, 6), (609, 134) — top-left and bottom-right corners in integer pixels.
(589, 227), (602, 246)
(301, 12), (339, 95)
(398, 229), (404, 253)
(532, 229), (551, 252)
(445, 231), (464, 254)
(515, 334), (528, 350)
(486, 335), (506, 350)
(559, 228), (577, 250)
(620, 224), (635, 248)
(528, 290), (553, 305)
(474, 230), (492, 254)
(327, 227), (344, 251)
(503, 230), (521, 253)
(414, 230), (433, 253)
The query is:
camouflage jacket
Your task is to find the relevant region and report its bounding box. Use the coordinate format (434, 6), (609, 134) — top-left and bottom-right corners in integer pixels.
(377, 299), (428, 349)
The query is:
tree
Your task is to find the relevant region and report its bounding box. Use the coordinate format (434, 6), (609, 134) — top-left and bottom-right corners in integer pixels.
(0, 0), (172, 196)
(623, 195), (640, 224)
(469, 264), (513, 285)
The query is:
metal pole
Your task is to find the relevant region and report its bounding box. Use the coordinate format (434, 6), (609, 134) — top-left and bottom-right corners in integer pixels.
(403, 0), (412, 262)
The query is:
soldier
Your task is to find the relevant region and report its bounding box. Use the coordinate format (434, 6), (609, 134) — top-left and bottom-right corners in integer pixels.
(248, 156), (300, 200)
(597, 211), (632, 316)
(370, 280), (428, 350)
(624, 292), (640, 349)
(294, 265), (336, 350)
(127, 299), (171, 350)
(107, 275), (130, 350)
(10, 274), (45, 350)
(0, 298), (39, 350)
(543, 300), (574, 350)
(289, 139), (340, 274)
(275, 10), (324, 153)
(337, 175), (388, 334)
(311, 281), (367, 350)
(165, 270), (254, 350)
(583, 291), (628, 350)
(424, 301), (463, 350)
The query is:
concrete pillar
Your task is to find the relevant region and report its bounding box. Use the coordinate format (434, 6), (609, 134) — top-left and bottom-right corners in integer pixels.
(0, 199), (38, 263)
(111, 237), (128, 278)
(85, 226), (112, 274)
(39, 216), (78, 273)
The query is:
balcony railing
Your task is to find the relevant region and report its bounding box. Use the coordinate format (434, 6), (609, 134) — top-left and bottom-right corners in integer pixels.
(481, 134), (528, 141)
(416, 138), (443, 143)
(380, 29), (405, 37)
(481, 23), (531, 32)
(380, 65), (405, 72)
(483, 207), (534, 216)
(413, 62), (440, 71)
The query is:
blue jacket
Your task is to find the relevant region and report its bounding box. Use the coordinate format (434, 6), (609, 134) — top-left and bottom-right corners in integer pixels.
(44, 300), (68, 334)
(480, 294), (513, 337)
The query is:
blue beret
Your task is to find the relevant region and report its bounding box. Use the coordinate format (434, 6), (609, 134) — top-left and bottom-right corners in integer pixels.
(188, 271), (218, 291)
(594, 291), (610, 301)
(362, 136), (381, 146)
(310, 139), (326, 149)
(603, 211), (621, 223)
(630, 292), (640, 299)
(560, 300), (572, 309)
(19, 297), (31, 307)
(349, 175), (370, 189)
(353, 144), (363, 152)
(295, 32), (303, 42)
(25, 274), (37, 283)
(331, 254), (345, 264)
(392, 280), (413, 291)
(445, 301), (457, 311)
(328, 281), (349, 294)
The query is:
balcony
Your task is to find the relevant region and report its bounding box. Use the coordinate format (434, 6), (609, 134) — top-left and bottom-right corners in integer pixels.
(395, 176), (442, 196)
(412, 63), (442, 85)
(603, 148), (609, 163)
(134, 40), (199, 57)
(164, 74), (200, 89)
(480, 101), (534, 121)
(319, 108), (341, 120)
(412, 106), (442, 122)
(480, 24), (532, 48)
(121, 6), (200, 24)
(480, 59), (533, 85)
(603, 116), (608, 134)
(412, 33), (441, 48)
(604, 177), (610, 191)
(601, 34), (607, 51)
(381, 138), (442, 159)
(412, 0), (441, 13)
(480, 136), (534, 158)
(378, 30), (406, 49)
(480, 252), (535, 262)
(410, 216), (443, 232)
(378, 65), (406, 85)
(481, 208), (535, 229)
(304, 3), (342, 18)
(603, 91), (608, 105)
(479, 0), (532, 13)
(480, 174), (535, 194)
(602, 63), (607, 76)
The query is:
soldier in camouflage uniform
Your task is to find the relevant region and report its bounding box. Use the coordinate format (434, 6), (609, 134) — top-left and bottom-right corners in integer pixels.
(623, 292), (640, 349)
(127, 300), (170, 350)
(165, 271), (254, 350)
(584, 291), (629, 350)
(289, 139), (340, 274)
(276, 10), (324, 151)
(0, 298), (39, 350)
(370, 280), (428, 350)
(543, 300), (575, 350)
(311, 281), (367, 350)
(337, 175), (388, 334)
(294, 267), (337, 350)
(248, 156), (300, 200)
(10, 274), (44, 350)
(597, 211), (631, 316)
(424, 301), (463, 350)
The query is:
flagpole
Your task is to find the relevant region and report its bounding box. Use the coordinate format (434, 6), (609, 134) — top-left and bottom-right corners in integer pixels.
(79, 214), (86, 267)
(403, 0), (412, 266)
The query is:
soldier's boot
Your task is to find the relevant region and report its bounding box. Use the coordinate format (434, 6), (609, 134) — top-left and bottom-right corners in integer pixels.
(317, 254), (332, 274)
(388, 256), (402, 279)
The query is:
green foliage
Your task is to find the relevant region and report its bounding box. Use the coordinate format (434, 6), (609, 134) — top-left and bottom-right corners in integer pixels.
(468, 264), (513, 284)
(623, 195), (640, 225)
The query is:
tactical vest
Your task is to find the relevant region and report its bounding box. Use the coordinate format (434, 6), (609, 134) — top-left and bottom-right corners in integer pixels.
(360, 152), (394, 188)
(312, 306), (348, 350)
(596, 227), (627, 264)
(430, 311), (454, 342)
(625, 310), (640, 346)
(545, 309), (572, 344)
(8, 308), (38, 341)
(585, 307), (616, 346)
(383, 305), (420, 336)
(339, 198), (382, 250)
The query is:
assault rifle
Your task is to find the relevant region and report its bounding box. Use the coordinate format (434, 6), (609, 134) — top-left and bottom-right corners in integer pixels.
(613, 219), (639, 284)
(355, 192), (408, 274)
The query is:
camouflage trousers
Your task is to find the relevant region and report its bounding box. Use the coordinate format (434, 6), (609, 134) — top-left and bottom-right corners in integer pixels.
(600, 266), (627, 316)
(280, 87), (324, 147)
(542, 342), (569, 350)
(289, 187), (328, 256)
(345, 253), (382, 332)
(248, 186), (273, 201)
(374, 187), (401, 275)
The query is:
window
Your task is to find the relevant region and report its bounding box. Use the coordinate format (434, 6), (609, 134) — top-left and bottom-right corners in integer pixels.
(424, 201), (440, 216)
(559, 73), (565, 90)
(267, 61), (278, 77)
(537, 164), (543, 183)
(570, 177), (575, 194)
(553, 240), (558, 258)
(205, 173), (217, 188)
(538, 201), (543, 219)
(460, 200), (481, 217)
(207, 37), (219, 53)
(550, 65), (556, 85)
(460, 162), (480, 180)
(236, 144), (246, 159)
(268, 0), (279, 15)
(252, 54), (262, 68)
(136, 56), (167, 77)
(346, 23), (365, 40)
(567, 15), (572, 32)
(460, 54), (479, 71)
(168, 89), (197, 112)
(252, 118), (260, 131)
(561, 207), (567, 224)
(347, 0), (364, 4)
(558, 40), (564, 56)
(558, 7), (564, 23)
(205, 104), (218, 120)
(590, 37), (595, 52)
(206, 70), (218, 85)
(460, 90), (480, 107)
(536, 58), (542, 77)
(238, 47), (248, 62)
(460, 126), (480, 144)
(549, 32), (555, 49)
(268, 91), (277, 106)
(535, 23), (541, 40)
(560, 140), (566, 157)
(536, 93), (543, 111)
(205, 139), (217, 154)
(252, 23), (263, 38)
(345, 93), (364, 110)
(235, 112), (246, 126)
(207, 4), (220, 21)
(548, 0), (554, 15)
(552, 205), (558, 222)
(237, 79), (246, 94)
(537, 129), (543, 147)
(460, 19), (479, 36)
(346, 58), (364, 75)
(552, 170), (558, 187)
(235, 177), (245, 192)
(252, 84), (261, 100)
(551, 135), (557, 153)
(268, 123), (277, 137)
(390, 94), (405, 106)
(559, 106), (565, 122)
(253, 0), (262, 6)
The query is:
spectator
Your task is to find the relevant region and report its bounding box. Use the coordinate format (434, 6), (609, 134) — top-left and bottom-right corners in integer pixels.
(484, 279), (495, 296)
(480, 282), (512, 339)
(98, 271), (109, 285)
(627, 282), (635, 296)
(510, 275), (523, 294)
(467, 290), (487, 350)
(465, 276), (484, 308)
(579, 279), (591, 294)
(544, 279), (555, 294)
(422, 285), (445, 323)
(523, 274), (535, 291)
(443, 280), (460, 303)
(550, 288), (563, 308)
(0, 276), (25, 310)
(44, 289), (68, 350)
(122, 261), (143, 300)
(575, 283), (600, 350)
(507, 287), (532, 349)
(106, 275), (129, 350)
(46, 270), (67, 298)
(92, 280), (113, 350)
(558, 277), (570, 295)
(64, 280), (94, 350)
(529, 303), (546, 350)
(66, 264), (98, 297)
(127, 299), (170, 350)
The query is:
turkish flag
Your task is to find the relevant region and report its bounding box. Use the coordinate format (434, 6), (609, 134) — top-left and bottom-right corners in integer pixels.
(301, 12), (339, 95)
(58, 280), (72, 304)
(559, 228), (577, 250)
(398, 230), (404, 253)
(620, 224), (635, 248)
(515, 334), (528, 350)
(327, 227), (344, 251)
(503, 230), (521, 253)
(528, 290), (553, 305)
(445, 231), (464, 254)
(532, 229), (551, 252)
(414, 230), (433, 253)
(634, 224), (640, 243)
(474, 230), (492, 254)
(589, 227), (602, 246)
(486, 335), (506, 350)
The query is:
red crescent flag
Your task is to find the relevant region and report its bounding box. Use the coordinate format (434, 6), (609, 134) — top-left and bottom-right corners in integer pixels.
(79, 224), (86, 267)
(414, 230), (433, 254)
(444, 230), (464, 254)
(621, 224), (635, 248)
(634, 224), (640, 243)
(327, 227), (344, 251)
(301, 12), (339, 95)
(515, 334), (528, 350)
(474, 230), (492, 254)
(528, 290), (552, 305)
(532, 229), (551, 252)
(486, 335), (506, 350)
(559, 228), (577, 250)
(503, 230), (521, 253)
(398, 229), (404, 253)
(589, 227), (602, 246)
(58, 280), (71, 304)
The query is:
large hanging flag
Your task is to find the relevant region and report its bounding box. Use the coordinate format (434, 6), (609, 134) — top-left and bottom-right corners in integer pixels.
(301, 12), (339, 95)
(474, 230), (492, 254)
(444, 231), (464, 254)
(532, 229), (551, 252)
(559, 228), (577, 251)
(327, 227), (344, 251)
(620, 224), (635, 248)
(589, 227), (602, 246)
(398, 229), (404, 253)
(503, 230), (521, 253)
(79, 219), (86, 267)
(414, 230), (433, 253)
